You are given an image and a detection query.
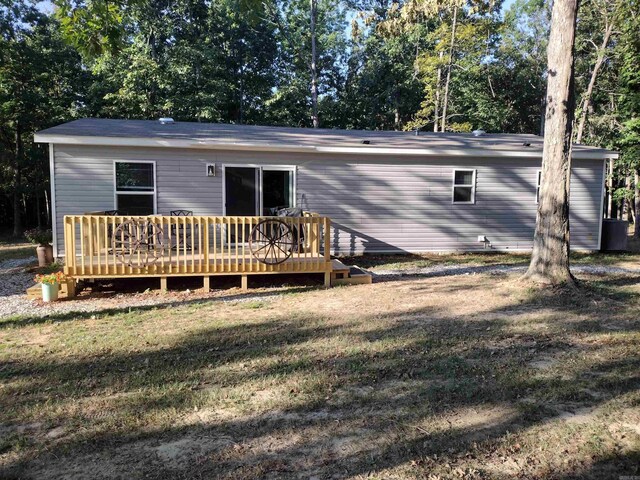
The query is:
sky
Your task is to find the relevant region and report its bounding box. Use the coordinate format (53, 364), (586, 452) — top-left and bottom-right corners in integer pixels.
(36, 1), (53, 14)
(503, 0), (518, 14)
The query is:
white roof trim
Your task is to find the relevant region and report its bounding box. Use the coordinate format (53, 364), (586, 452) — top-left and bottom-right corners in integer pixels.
(33, 133), (619, 160)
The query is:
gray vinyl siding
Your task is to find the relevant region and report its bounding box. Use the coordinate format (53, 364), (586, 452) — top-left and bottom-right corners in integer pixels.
(52, 145), (604, 256)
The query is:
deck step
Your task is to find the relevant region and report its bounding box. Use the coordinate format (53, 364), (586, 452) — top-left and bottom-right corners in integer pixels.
(330, 262), (372, 287)
(26, 282), (69, 300)
(331, 259), (350, 274)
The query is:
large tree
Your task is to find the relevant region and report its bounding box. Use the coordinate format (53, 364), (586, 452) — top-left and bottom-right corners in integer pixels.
(0, 0), (85, 235)
(524, 0), (580, 284)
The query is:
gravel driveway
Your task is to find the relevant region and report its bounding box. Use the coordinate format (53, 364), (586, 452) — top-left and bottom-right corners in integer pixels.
(2, 257), (639, 321)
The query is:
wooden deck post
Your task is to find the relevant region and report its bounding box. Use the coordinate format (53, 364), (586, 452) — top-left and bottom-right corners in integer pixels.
(241, 275), (248, 291)
(203, 276), (210, 291)
(324, 271), (331, 288)
(160, 277), (168, 292)
(66, 278), (77, 298)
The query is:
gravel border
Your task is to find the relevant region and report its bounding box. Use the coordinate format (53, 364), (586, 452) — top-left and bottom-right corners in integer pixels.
(0, 258), (289, 321)
(2, 257), (639, 321)
(370, 263), (640, 278)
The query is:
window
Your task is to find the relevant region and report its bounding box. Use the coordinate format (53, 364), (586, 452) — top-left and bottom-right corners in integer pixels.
(452, 169), (476, 203)
(262, 169), (293, 215)
(223, 165), (296, 216)
(114, 161), (156, 215)
(535, 170), (542, 204)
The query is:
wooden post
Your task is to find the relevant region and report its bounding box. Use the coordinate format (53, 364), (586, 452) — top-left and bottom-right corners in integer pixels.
(66, 278), (77, 299)
(323, 217), (331, 263)
(203, 276), (210, 292)
(160, 277), (168, 292)
(324, 271), (331, 288)
(241, 275), (248, 291)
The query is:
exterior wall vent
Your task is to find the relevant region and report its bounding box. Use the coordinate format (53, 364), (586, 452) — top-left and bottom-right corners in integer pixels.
(159, 117), (175, 125)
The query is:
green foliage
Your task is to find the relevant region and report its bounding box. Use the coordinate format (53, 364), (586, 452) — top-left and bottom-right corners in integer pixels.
(0, 1), (87, 233)
(1, 0), (639, 232)
(55, 0), (126, 57)
(23, 228), (52, 245)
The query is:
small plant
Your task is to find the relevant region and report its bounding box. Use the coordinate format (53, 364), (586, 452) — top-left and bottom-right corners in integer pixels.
(34, 271), (65, 285)
(24, 228), (53, 246)
(39, 261), (62, 274)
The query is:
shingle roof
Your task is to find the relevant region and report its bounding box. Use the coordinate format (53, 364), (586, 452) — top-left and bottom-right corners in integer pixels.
(34, 118), (617, 159)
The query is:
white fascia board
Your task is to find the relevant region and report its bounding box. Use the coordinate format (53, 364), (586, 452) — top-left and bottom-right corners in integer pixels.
(49, 143), (58, 258)
(33, 134), (619, 160)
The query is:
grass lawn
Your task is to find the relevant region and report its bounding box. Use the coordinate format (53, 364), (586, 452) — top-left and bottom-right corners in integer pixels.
(0, 243), (33, 263)
(1, 271), (639, 479)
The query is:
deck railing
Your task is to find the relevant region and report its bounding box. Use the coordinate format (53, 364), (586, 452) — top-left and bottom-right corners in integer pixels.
(63, 213), (331, 278)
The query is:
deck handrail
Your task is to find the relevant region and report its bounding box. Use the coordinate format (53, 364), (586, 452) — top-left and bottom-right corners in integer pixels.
(63, 214), (331, 278)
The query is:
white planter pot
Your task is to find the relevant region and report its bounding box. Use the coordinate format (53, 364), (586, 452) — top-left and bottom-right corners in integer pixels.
(41, 283), (59, 302)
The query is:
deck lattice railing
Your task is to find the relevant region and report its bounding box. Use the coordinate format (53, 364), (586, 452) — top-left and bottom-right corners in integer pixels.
(63, 213), (331, 278)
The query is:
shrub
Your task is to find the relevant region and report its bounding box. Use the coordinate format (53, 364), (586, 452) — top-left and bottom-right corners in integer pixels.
(24, 229), (52, 245)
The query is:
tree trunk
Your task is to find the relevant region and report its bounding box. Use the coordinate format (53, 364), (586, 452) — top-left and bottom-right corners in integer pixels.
(44, 188), (51, 227)
(524, 0), (579, 285)
(440, 5), (458, 133)
(310, 0), (319, 128)
(12, 125), (23, 237)
(635, 170), (640, 238)
(393, 86), (400, 130)
(434, 51), (443, 132)
(624, 175), (631, 222)
(12, 187), (22, 237)
(36, 189), (43, 230)
(575, 20), (613, 144)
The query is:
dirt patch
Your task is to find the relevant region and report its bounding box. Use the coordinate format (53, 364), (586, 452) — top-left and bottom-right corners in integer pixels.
(528, 357), (557, 370)
(557, 406), (597, 424)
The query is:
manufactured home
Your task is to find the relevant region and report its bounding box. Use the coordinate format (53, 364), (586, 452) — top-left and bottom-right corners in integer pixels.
(34, 118), (616, 292)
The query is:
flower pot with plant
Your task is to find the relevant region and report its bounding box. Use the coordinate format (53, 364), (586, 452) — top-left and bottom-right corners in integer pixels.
(35, 272), (65, 302)
(24, 229), (53, 266)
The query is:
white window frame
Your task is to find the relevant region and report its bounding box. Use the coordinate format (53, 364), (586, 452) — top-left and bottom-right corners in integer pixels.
(113, 160), (157, 214)
(452, 169), (476, 204)
(221, 164), (297, 216)
(535, 170), (542, 204)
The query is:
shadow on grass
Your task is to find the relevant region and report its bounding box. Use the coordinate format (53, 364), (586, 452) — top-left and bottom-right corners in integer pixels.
(1, 274), (639, 479)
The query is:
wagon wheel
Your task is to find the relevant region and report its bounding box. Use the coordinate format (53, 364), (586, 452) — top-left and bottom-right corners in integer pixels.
(112, 220), (165, 267)
(249, 219), (295, 265)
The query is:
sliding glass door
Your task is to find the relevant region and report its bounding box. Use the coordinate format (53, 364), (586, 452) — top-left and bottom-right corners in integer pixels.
(224, 166), (295, 217)
(224, 167), (259, 216)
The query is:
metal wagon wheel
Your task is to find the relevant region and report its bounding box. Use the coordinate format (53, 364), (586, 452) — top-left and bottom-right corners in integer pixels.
(249, 219), (295, 265)
(112, 219), (165, 267)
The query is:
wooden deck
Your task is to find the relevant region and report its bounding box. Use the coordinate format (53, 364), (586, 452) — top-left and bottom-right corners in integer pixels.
(63, 214), (332, 295)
